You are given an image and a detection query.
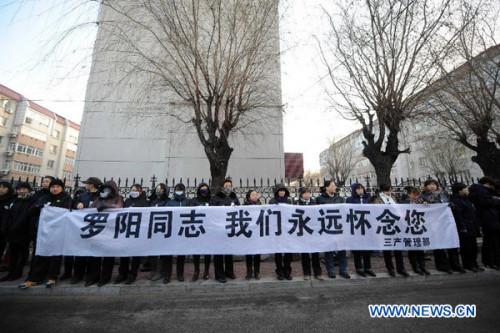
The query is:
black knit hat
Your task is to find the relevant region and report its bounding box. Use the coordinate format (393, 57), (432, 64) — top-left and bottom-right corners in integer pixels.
(451, 182), (467, 194)
(50, 179), (65, 189)
(16, 182), (32, 191)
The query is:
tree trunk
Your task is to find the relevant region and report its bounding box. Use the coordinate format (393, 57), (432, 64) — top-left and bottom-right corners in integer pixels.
(471, 138), (500, 179)
(363, 144), (398, 187)
(204, 139), (234, 191)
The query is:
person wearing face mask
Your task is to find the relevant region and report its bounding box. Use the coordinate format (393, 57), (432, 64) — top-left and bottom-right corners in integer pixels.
(161, 183), (190, 283)
(244, 189), (262, 280)
(211, 179), (240, 283)
(0, 181), (15, 271)
(19, 179), (72, 289)
(269, 183), (294, 280)
(86, 180), (124, 287)
(113, 184), (149, 285)
(147, 183), (170, 281)
(0, 182), (35, 282)
(189, 183), (212, 281)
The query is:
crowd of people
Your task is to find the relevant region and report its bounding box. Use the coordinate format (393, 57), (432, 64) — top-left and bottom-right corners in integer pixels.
(0, 175), (498, 289)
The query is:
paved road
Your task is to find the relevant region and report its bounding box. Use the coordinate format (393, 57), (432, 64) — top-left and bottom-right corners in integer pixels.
(1, 276), (498, 332)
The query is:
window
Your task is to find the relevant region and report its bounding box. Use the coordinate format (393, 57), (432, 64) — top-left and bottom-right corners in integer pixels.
(419, 157), (427, 167)
(14, 161), (41, 174)
(8, 142), (16, 151)
(49, 145), (58, 154)
(409, 161), (415, 170)
(52, 130), (60, 139)
(0, 116), (7, 126)
(47, 160), (55, 168)
(67, 143), (77, 152)
(62, 170), (72, 179)
(64, 157), (74, 166)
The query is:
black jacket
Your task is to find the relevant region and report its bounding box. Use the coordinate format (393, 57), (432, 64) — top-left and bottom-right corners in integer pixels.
(124, 191), (150, 208)
(315, 192), (344, 205)
(149, 186), (170, 207)
(211, 191), (240, 206)
(269, 183), (293, 204)
(449, 194), (480, 237)
(166, 183), (190, 207)
(0, 192), (15, 237)
(74, 190), (100, 209)
(31, 191), (72, 240)
(3, 195), (35, 243)
(190, 183), (212, 207)
(296, 197), (315, 206)
(346, 182), (371, 204)
(468, 184), (500, 230)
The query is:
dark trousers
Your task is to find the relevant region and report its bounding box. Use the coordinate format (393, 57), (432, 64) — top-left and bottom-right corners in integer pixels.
(118, 257), (141, 278)
(383, 250), (405, 272)
(301, 253), (321, 276)
(162, 255), (185, 278)
(434, 249), (462, 271)
(86, 257), (103, 283)
(8, 241), (30, 278)
(99, 257), (115, 282)
(408, 251), (426, 271)
(459, 235), (479, 269)
(63, 256), (74, 276)
(482, 228), (500, 267)
(72, 256), (89, 280)
(193, 255), (211, 272)
(353, 251), (372, 270)
(275, 253), (292, 277)
(245, 255), (261, 273)
(28, 255), (62, 282)
(0, 236), (7, 264)
(214, 255), (233, 279)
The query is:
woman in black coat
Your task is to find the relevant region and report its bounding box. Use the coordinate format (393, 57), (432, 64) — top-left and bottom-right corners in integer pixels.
(0, 181), (15, 271)
(148, 183), (170, 281)
(0, 182), (34, 281)
(190, 183), (212, 281)
(450, 183), (483, 272)
(244, 189), (262, 280)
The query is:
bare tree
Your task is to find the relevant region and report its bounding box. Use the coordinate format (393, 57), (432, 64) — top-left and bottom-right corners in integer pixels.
(84, 0), (281, 187)
(317, 0), (463, 185)
(322, 137), (360, 182)
(425, 1), (500, 179)
(302, 169), (321, 187)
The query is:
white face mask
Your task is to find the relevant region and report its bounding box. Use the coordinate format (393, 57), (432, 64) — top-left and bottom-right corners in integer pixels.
(100, 188), (112, 199)
(129, 191), (140, 199)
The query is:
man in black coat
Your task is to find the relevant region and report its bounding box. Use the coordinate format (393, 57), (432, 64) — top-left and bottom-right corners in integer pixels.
(469, 177), (500, 270)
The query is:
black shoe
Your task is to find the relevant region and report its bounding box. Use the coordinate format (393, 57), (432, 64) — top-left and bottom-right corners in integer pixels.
(216, 277), (227, 283)
(0, 275), (11, 282)
(364, 269), (376, 277)
(356, 269), (366, 277)
(225, 272), (236, 280)
(277, 274), (284, 281)
(124, 276), (136, 284)
(388, 269), (396, 277)
(70, 277), (82, 284)
(163, 277), (171, 284)
(191, 270), (199, 282)
(397, 270), (409, 277)
(177, 275), (184, 282)
(285, 275), (292, 281)
(114, 275), (127, 284)
(97, 279), (110, 287)
(489, 265), (500, 270)
(413, 268), (424, 276)
(466, 267), (479, 273)
(339, 271), (350, 279)
(203, 272), (210, 280)
(476, 266), (485, 272)
(254, 272), (260, 280)
(59, 273), (72, 281)
(422, 268), (431, 276)
(327, 272), (336, 278)
(85, 279), (98, 287)
(245, 271), (252, 280)
(459, 268), (467, 274)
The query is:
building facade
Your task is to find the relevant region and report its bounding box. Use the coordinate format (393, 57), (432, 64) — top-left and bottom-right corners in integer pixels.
(0, 84), (80, 184)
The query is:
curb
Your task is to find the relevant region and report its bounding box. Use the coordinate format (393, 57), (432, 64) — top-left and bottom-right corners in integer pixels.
(1, 268), (499, 296)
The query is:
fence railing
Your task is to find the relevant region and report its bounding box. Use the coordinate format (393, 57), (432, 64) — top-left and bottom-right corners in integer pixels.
(2, 174), (484, 204)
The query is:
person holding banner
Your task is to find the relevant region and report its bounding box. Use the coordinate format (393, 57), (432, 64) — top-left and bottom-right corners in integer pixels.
(19, 179), (72, 289)
(378, 184), (409, 277)
(270, 183), (294, 280)
(148, 183), (170, 281)
(0, 181), (15, 274)
(114, 184), (150, 285)
(244, 189), (262, 280)
(420, 179), (464, 274)
(161, 183), (190, 283)
(89, 180), (124, 287)
(316, 180), (350, 279)
(297, 187), (323, 280)
(347, 183), (376, 278)
(1, 182), (35, 282)
(190, 183), (212, 281)
(401, 186), (430, 276)
(211, 179), (240, 283)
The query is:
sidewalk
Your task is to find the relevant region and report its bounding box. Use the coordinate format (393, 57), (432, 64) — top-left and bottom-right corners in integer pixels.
(1, 255), (499, 296)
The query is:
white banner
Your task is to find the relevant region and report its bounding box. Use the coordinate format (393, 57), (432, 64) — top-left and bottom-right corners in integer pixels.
(36, 203), (459, 256)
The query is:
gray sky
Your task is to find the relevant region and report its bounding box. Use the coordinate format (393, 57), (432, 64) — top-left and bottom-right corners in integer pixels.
(0, 0), (359, 171)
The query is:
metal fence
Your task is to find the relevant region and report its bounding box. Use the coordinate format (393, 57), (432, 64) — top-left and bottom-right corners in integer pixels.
(2, 174), (485, 203)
